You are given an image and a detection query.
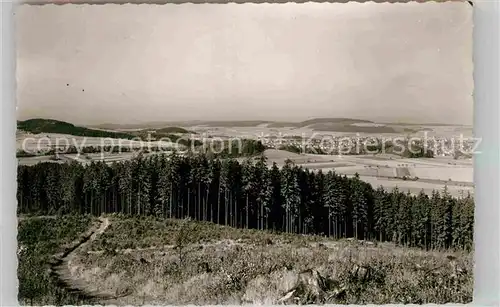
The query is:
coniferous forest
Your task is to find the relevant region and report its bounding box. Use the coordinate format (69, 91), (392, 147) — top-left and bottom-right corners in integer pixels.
(17, 152), (474, 251)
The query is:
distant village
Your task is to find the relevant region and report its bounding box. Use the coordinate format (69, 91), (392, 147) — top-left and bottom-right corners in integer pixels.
(18, 128), (476, 160)
(193, 133), (476, 158)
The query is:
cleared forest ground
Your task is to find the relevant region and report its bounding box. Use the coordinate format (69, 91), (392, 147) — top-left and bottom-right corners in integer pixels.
(55, 215), (473, 305)
(17, 215), (97, 305)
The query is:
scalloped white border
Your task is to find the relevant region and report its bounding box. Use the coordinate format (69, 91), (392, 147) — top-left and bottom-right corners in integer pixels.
(471, 2), (500, 306)
(1, 1), (498, 306)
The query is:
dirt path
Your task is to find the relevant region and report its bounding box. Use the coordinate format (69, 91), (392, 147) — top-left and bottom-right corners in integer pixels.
(49, 216), (128, 305)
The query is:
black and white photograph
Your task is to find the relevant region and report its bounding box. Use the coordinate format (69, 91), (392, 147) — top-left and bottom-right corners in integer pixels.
(15, 2), (474, 305)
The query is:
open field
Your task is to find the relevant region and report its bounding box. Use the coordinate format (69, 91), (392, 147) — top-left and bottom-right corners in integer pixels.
(259, 149), (473, 197)
(17, 132), (178, 152)
(18, 215), (472, 305)
(17, 152), (163, 166)
(354, 176), (473, 197)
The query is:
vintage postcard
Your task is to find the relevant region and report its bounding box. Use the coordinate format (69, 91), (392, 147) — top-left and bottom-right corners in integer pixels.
(16, 2), (473, 305)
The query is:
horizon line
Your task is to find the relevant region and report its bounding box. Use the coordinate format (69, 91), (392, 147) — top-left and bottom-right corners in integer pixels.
(16, 116), (472, 127)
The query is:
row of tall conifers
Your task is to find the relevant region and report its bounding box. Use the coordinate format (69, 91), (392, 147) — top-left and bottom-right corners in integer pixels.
(16, 152), (474, 251)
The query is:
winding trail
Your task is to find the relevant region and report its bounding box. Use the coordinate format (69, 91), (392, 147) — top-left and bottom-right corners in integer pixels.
(49, 216), (128, 305)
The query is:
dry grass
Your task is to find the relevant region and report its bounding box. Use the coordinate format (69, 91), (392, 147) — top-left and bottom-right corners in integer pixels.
(68, 215), (473, 305)
(89, 214), (322, 251)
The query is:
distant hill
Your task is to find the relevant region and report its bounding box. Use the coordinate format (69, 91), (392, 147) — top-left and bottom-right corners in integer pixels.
(87, 118), (460, 131)
(154, 127), (194, 134)
(17, 118), (137, 139)
(310, 123), (399, 133)
(24, 118), (437, 137)
(383, 122), (458, 127)
(299, 117), (373, 126)
(94, 118), (375, 130)
(266, 122), (299, 128)
(193, 120), (271, 127)
(268, 118), (374, 128)
(92, 122), (171, 130)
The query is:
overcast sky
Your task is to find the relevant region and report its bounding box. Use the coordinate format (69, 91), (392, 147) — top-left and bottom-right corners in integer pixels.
(16, 3), (472, 125)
